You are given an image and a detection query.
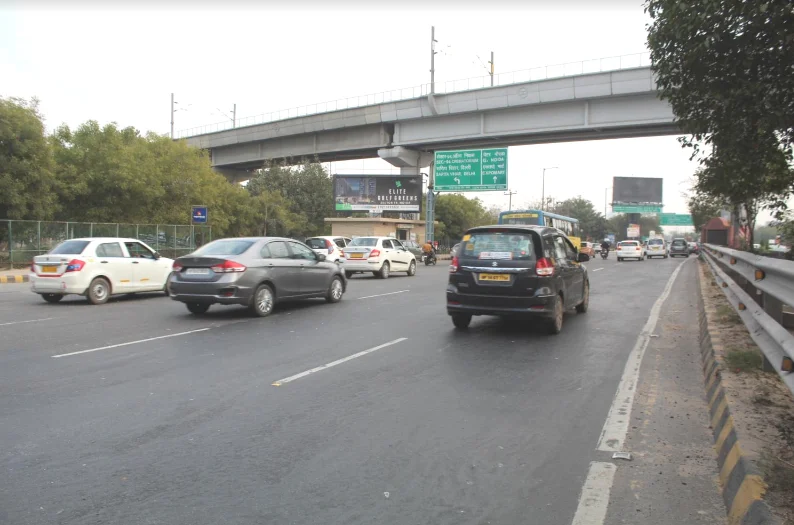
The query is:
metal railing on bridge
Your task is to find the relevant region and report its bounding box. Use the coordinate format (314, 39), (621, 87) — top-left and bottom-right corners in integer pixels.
(175, 52), (651, 138)
(701, 244), (794, 395)
(0, 220), (212, 268)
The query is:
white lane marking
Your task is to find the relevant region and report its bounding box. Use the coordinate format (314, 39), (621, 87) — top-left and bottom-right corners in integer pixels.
(592, 268), (604, 272)
(357, 290), (409, 300)
(596, 258), (688, 452)
(272, 337), (408, 386)
(0, 317), (55, 327)
(52, 328), (210, 358)
(570, 462), (617, 525)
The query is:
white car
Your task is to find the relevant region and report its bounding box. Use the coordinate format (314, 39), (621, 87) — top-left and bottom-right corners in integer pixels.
(646, 237), (668, 259)
(342, 237), (417, 278)
(304, 236), (352, 263)
(616, 240), (646, 262)
(30, 238), (174, 304)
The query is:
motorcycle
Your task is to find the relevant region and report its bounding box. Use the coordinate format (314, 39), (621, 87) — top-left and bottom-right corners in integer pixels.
(422, 252), (437, 266)
(601, 249), (609, 260)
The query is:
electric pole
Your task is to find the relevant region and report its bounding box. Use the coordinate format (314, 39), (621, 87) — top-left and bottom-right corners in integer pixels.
(489, 51), (494, 86)
(233, 103), (237, 128)
(170, 93), (174, 139)
(430, 26), (437, 94)
(504, 189), (517, 210)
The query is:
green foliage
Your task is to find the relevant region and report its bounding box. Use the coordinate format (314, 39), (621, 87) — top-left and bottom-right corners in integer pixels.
(433, 193), (494, 240)
(607, 214), (662, 242)
(646, 0), (794, 223)
(687, 185), (725, 231)
(0, 97), (57, 219)
(551, 196), (608, 240)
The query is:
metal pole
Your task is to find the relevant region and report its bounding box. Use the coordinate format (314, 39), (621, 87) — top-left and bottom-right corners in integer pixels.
(604, 187), (608, 217)
(233, 104), (237, 128)
(426, 163), (435, 242)
(490, 51), (494, 86)
(170, 93), (174, 139)
(541, 169), (546, 211)
(430, 26), (436, 94)
(504, 190), (517, 210)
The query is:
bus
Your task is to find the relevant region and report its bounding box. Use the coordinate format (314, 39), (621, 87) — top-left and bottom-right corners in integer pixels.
(498, 209), (582, 248)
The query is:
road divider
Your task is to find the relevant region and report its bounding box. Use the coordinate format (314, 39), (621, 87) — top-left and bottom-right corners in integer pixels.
(272, 337), (408, 386)
(52, 328), (211, 358)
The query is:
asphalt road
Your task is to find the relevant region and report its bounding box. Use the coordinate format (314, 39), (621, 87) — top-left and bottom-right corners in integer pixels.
(0, 254), (725, 525)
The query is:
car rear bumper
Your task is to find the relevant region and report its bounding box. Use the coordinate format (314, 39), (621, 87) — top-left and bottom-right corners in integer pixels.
(30, 274), (87, 295)
(343, 259), (381, 272)
(169, 280), (254, 306)
(446, 289), (555, 317)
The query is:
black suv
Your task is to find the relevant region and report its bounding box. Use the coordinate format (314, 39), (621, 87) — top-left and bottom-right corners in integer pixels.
(447, 225), (590, 334)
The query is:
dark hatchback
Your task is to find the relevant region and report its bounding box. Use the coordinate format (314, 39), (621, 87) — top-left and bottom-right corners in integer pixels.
(169, 237), (347, 316)
(669, 238), (690, 258)
(446, 225), (590, 334)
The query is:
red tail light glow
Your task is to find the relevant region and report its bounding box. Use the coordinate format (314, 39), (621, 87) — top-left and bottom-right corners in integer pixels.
(369, 249), (381, 258)
(172, 261), (183, 272)
(211, 260), (247, 273)
(535, 257), (555, 276)
(65, 259), (85, 272)
(449, 256), (459, 273)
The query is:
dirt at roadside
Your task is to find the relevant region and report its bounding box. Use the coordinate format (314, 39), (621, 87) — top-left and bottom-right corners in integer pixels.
(699, 261), (794, 525)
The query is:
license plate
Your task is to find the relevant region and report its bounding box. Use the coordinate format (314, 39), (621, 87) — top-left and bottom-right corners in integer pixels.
(350, 253), (364, 259)
(479, 273), (510, 282)
(42, 266), (58, 273)
(186, 268), (210, 275)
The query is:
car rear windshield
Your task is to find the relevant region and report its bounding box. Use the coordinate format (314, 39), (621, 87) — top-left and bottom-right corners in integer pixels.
(619, 241), (639, 247)
(461, 231), (535, 260)
(648, 239), (663, 245)
(349, 238), (378, 247)
(672, 240), (687, 246)
(305, 238), (329, 249)
(50, 240), (90, 255)
(193, 240), (255, 256)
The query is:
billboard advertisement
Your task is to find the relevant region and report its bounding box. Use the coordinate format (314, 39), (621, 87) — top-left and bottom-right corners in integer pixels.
(627, 223), (640, 238)
(334, 174), (422, 213)
(612, 177), (663, 204)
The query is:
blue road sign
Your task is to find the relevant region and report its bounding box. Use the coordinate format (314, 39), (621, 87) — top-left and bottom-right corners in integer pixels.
(192, 206), (208, 224)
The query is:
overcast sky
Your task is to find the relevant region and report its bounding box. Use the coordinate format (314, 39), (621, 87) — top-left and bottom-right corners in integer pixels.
(2, 0), (728, 225)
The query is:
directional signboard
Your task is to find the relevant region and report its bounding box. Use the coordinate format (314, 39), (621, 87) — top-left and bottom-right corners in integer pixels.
(660, 213), (694, 226)
(434, 148), (508, 191)
(612, 205), (663, 213)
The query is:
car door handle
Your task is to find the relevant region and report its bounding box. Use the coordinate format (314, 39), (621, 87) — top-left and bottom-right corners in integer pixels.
(100, 261), (109, 264)
(132, 261), (139, 264)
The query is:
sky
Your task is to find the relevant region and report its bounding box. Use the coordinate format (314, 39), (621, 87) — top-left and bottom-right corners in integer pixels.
(1, 0), (728, 225)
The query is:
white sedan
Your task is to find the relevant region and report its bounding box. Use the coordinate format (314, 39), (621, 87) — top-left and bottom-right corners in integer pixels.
(616, 240), (646, 262)
(30, 238), (174, 304)
(342, 237), (417, 278)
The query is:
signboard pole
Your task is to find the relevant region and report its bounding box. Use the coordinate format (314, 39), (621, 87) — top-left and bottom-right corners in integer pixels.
(426, 163), (435, 242)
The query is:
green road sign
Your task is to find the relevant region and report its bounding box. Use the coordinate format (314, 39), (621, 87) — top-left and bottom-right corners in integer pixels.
(434, 148), (508, 191)
(612, 205), (663, 213)
(660, 213), (694, 226)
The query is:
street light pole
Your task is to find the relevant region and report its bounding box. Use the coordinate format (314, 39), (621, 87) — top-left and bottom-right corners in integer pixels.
(430, 26), (437, 94)
(504, 189), (517, 210)
(489, 51), (494, 86)
(541, 167), (558, 211)
(170, 93), (174, 139)
(604, 187), (608, 217)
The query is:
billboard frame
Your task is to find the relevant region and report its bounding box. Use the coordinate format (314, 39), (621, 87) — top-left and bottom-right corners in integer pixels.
(333, 174), (422, 214)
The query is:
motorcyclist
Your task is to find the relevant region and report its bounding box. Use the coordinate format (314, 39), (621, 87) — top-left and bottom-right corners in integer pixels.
(422, 241), (436, 263)
(600, 239), (610, 253)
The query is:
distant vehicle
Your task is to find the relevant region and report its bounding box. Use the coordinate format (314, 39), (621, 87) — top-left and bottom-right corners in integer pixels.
(30, 238), (173, 305)
(169, 237), (346, 316)
(446, 225), (590, 334)
(687, 241), (700, 254)
(592, 242), (602, 255)
(646, 238), (668, 259)
(669, 238), (689, 257)
(579, 241), (595, 257)
(342, 237), (417, 279)
(498, 209), (582, 249)
(304, 236), (351, 264)
(616, 240), (645, 262)
(400, 240), (424, 258)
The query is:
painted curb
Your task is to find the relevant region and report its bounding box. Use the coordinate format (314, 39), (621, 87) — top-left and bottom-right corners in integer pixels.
(697, 263), (778, 525)
(0, 274), (29, 284)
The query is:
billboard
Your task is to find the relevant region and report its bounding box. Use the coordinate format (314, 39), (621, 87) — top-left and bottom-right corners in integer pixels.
(627, 223), (641, 238)
(334, 174), (422, 213)
(612, 177), (663, 204)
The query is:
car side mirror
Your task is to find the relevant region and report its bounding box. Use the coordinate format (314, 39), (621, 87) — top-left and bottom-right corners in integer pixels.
(153, 252), (161, 260)
(578, 252), (590, 262)
(317, 253), (327, 262)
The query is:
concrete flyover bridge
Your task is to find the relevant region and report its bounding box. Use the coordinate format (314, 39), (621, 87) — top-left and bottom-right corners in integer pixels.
(180, 53), (678, 182)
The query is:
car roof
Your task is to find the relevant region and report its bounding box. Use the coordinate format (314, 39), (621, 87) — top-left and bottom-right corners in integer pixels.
(306, 235), (345, 240)
(63, 237), (149, 243)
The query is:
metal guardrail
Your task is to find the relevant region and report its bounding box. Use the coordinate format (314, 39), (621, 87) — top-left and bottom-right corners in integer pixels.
(175, 52), (651, 139)
(701, 243), (794, 394)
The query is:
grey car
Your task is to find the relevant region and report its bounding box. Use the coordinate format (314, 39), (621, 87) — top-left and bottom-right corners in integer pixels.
(169, 237), (347, 316)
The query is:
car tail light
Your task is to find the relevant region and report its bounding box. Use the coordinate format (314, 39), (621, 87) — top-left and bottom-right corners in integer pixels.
(369, 249), (381, 258)
(636, 246), (641, 251)
(172, 261), (183, 272)
(449, 256), (459, 273)
(211, 260), (246, 273)
(326, 239), (334, 254)
(340, 249), (345, 257)
(535, 257), (555, 276)
(65, 259), (85, 272)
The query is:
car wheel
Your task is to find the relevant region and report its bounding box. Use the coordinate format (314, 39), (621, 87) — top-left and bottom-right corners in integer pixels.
(186, 302), (210, 315)
(618, 257), (623, 262)
(345, 271), (354, 279)
(547, 294), (564, 335)
(576, 281), (589, 313)
(451, 313), (471, 330)
(407, 260), (417, 276)
(379, 261), (390, 279)
(87, 277), (110, 305)
(250, 283), (275, 317)
(326, 276), (344, 303)
(41, 293), (63, 304)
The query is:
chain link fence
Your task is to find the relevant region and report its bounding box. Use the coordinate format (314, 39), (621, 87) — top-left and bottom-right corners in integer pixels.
(0, 220), (211, 268)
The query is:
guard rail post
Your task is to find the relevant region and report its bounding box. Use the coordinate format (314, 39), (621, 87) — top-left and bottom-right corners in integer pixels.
(762, 294), (785, 372)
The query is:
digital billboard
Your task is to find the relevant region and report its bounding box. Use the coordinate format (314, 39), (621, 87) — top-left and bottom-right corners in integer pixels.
(333, 174), (422, 213)
(612, 177), (663, 204)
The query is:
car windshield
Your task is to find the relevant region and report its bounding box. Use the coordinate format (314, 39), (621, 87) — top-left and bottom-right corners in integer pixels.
(193, 240), (255, 256)
(461, 231), (535, 260)
(672, 240), (686, 246)
(348, 238), (378, 247)
(50, 240), (91, 255)
(305, 238), (328, 249)
(648, 239), (664, 245)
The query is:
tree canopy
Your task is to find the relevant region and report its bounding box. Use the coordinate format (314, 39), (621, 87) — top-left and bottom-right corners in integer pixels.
(551, 197), (608, 240)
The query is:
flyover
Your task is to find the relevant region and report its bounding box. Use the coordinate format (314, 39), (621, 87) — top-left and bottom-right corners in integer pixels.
(181, 64), (679, 182)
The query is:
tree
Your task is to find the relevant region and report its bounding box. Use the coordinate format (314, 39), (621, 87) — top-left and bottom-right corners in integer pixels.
(0, 97), (57, 219)
(433, 194), (493, 241)
(687, 186), (725, 232)
(551, 197), (608, 240)
(607, 214), (663, 242)
(646, 0), (794, 224)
